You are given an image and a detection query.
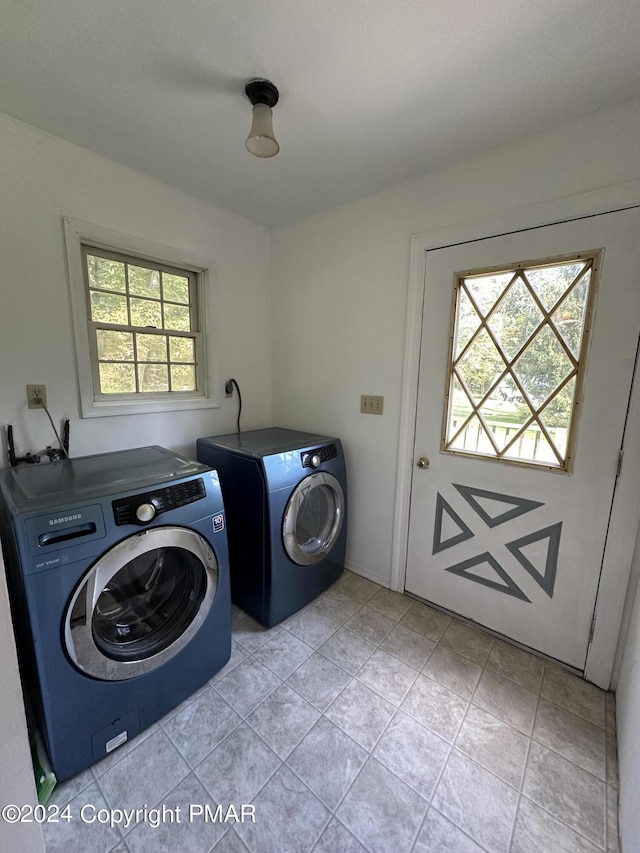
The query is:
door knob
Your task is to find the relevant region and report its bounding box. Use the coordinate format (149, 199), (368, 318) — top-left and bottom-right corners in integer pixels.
(416, 457), (430, 469)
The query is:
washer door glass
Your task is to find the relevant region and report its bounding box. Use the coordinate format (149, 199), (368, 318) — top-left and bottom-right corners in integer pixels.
(282, 472), (345, 566)
(64, 527), (218, 681)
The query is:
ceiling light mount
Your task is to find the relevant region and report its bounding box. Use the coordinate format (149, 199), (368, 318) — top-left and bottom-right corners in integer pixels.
(245, 78), (280, 158)
(245, 79), (279, 109)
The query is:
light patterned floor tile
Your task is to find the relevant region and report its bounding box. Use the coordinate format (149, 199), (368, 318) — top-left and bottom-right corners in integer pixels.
(367, 587), (413, 621)
(423, 644), (482, 699)
(541, 664), (606, 728)
(432, 749), (519, 853)
(125, 773), (227, 852)
(254, 630), (315, 679)
(318, 626), (377, 675)
(98, 728), (190, 813)
(523, 741), (606, 847)
(286, 651), (351, 710)
(400, 601), (451, 642)
(338, 573), (381, 603)
(401, 674), (468, 742)
(213, 657), (281, 718)
(455, 704), (529, 788)
(511, 796), (602, 853)
(195, 723), (280, 805)
(486, 639), (544, 693)
(472, 668), (538, 734)
(344, 605), (396, 645)
(373, 711), (449, 800)
(287, 609), (342, 648)
(326, 680), (395, 751)
(440, 619), (494, 665)
(414, 808), (486, 853)
(380, 623), (436, 671)
(287, 716), (368, 809)
(336, 757), (428, 853)
(356, 648), (418, 705)
(533, 697), (606, 780)
(246, 684), (321, 758)
(235, 765), (330, 853)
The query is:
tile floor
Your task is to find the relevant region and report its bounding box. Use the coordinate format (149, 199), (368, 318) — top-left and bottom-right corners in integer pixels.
(43, 570), (620, 853)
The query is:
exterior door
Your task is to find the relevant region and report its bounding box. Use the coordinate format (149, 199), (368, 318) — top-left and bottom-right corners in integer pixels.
(405, 207), (640, 670)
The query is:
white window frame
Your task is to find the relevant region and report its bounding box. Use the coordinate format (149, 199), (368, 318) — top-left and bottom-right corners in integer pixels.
(64, 217), (220, 418)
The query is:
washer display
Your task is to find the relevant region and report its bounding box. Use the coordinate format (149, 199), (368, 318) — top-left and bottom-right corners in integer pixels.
(197, 427), (348, 627)
(0, 446), (231, 781)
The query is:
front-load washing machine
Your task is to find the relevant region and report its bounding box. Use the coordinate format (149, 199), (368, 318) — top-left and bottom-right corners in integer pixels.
(0, 446), (231, 781)
(196, 427), (347, 627)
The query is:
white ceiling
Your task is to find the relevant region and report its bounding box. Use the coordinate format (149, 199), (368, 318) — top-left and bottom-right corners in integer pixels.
(2, 1), (639, 226)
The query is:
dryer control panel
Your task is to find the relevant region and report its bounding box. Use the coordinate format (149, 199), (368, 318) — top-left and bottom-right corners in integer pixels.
(301, 444), (338, 469)
(112, 477), (206, 526)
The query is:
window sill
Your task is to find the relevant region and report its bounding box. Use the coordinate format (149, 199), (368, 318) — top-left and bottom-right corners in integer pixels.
(81, 396), (221, 418)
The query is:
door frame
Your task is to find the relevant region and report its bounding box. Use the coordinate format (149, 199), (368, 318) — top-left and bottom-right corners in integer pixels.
(391, 179), (640, 688)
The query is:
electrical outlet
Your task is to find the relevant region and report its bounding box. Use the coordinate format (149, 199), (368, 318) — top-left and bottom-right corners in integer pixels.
(360, 394), (384, 415)
(224, 379), (234, 398)
(27, 384), (47, 409)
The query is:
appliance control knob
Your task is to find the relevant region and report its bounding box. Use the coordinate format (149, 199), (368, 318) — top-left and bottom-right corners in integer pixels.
(309, 454), (322, 468)
(135, 502), (157, 523)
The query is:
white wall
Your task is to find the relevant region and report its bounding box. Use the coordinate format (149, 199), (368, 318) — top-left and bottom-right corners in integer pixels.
(615, 528), (640, 853)
(0, 113), (273, 462)
(0, 549), (44, 853)
(271, 99), (640, 586)
(0, 112), (272, 850)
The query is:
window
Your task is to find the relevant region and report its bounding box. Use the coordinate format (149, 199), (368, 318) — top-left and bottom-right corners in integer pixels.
(442, 251), (600, 471)
(64, 219), (219, 417)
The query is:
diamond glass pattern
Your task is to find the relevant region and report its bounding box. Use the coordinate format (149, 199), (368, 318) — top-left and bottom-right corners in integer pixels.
(444, 254), (594, 468)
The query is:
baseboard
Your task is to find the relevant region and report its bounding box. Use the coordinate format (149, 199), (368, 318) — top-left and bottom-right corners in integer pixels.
(344, 559), (390, 589)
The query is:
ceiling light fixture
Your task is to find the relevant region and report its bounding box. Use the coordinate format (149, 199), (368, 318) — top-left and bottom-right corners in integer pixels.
(245, 79), (280, 158)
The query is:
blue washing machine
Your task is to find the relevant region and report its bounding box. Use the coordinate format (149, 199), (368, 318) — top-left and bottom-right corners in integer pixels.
(0, 446), (231, 781)
(196, 428), (347, 627)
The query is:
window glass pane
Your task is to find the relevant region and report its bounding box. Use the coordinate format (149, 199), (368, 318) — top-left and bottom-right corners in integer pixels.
(138, 364), (169, 392)
(96, 330), (133, 361)
(87, 255), (126, 292)
(526, 262), (587, 312)
(488, 276), (543, 360)
(136, 333), (167, 362)
(129, 265), (161, 299)
(164, 304), (191, 332)
(513, 325), (574, 408)
(170, 364), (196, 391)
(444, 254), (594, 469)
(463, 272), (513, 317)
(552, 270), (591, 358)
(453, 289), (482, 358)
(163, 273), (190, 304)
(455, 328), (506, 404)
(99, 363), (136, 394)
(169, 336), (195, 363)
(91, 291), (128, 325)
(478, 375), (534, 452)
(130, 297), (162, 329)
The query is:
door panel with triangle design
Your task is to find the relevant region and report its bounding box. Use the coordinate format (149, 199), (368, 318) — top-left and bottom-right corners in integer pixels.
(405, 207), (640, 670)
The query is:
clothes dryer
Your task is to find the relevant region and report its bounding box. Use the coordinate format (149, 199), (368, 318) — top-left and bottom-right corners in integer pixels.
(196, 427), (347, 627)
(0, 446), (231, 781)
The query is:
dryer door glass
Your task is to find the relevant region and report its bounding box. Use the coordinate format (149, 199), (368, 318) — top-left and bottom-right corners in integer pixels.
(64, 527), (218, 680)
(283, 472), (345, 566)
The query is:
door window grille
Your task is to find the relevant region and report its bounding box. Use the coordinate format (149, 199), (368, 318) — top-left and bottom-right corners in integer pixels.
(442, 251), (600, 470)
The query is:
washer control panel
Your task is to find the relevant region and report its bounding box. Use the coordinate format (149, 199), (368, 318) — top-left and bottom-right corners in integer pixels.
(301, 444), (338, 469)
(113, 477), (206, 526)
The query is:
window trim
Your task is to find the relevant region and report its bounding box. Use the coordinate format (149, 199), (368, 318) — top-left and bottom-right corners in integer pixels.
(64, 217), (220, 418)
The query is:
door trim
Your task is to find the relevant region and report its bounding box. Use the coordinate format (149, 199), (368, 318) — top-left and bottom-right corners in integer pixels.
(391, 179), (640, 688)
